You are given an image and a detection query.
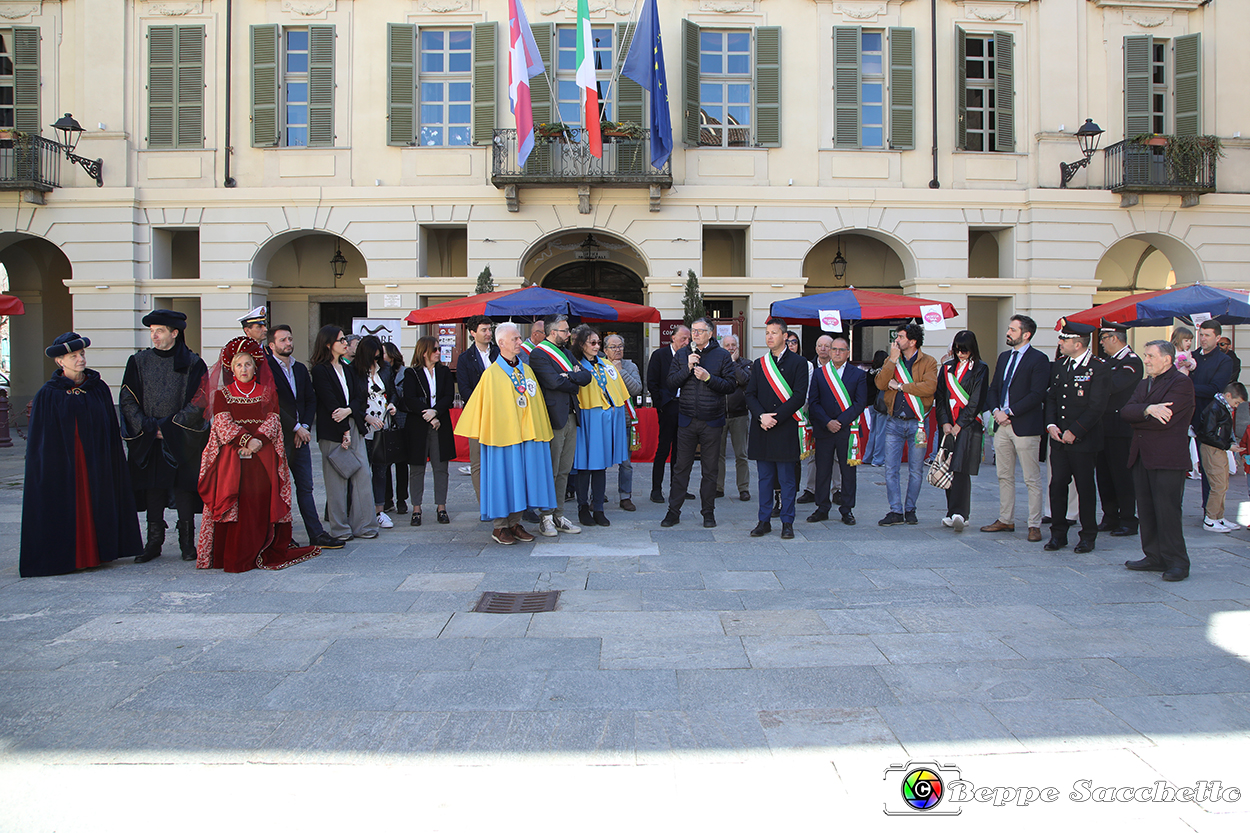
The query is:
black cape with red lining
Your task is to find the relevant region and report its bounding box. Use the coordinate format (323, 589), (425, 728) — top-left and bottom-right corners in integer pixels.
(20, 369), (143, 577)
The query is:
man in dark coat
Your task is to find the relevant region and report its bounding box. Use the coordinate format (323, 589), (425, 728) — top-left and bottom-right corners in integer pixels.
(1043, 321), (1110, 553)
(1189, 320), (1236, 507)
(455, 315), (498, 500)
(647, 324), (690, 503)
(20, 333), (144, 577)
(716, 333), (753, 502)
(661, 317), (739, 528)
(746, 317), (809, 539)
(528, 314), (592, 536)
(120, 309), (208, 563)
(806, 335), (868, 526)
(1121, 340), (1196, 581)
(267, 324), (344, 550)
(1095, 321), (1144, 537)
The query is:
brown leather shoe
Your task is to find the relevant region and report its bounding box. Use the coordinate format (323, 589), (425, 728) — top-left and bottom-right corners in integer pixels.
(980, 520), (1015, 533)
(491, 527), (516, 545)
(511, 524), (535, 542)
(1027, 527), (1042, 542)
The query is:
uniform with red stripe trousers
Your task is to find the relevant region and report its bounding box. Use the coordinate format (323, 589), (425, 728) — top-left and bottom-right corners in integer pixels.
(806, 340), (868, 525)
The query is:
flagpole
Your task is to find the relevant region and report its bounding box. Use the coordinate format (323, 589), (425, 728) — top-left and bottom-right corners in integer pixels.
(600, 0), (642, 115)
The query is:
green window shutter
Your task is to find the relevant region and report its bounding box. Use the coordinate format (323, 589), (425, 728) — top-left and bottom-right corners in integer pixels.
(616, 21), (643, 125)
(955, 26), (967, 150)
(473, 22), (497, 146)
(527, 22), (553, 172)
(993, 31), (1014, 152)
(682, 18), (700, 146)
(1124, 35), (1152, 138)
(833, 26), (860, 148)
(308, 25), (335, 147)
(251, 24), (279, 147)
(177, 26), (205, 148)
(148, 26), (176, 148)
(888, 27), (915, 150)
(1174, 33), (1201, 137)
(754, 27), (780, 147)
(13, 27), (39, 134)
(388, 24), (416, 146)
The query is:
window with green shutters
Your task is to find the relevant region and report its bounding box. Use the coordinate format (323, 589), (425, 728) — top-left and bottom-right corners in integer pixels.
(681, 21), (781, 148)
(148, 25), (205, 149)
(956, 27), (1013, 152)
(832, 27), (913, 150)
(1125, 34), (1201, 138)
(0, 28), (39, 133)
(252, 24), (334, 148)
(388, 23), (495, 147)
(526, 22), (553, 172)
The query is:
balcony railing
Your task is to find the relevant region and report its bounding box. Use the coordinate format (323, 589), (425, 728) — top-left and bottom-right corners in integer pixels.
(1104, 137), (1217, 195)
(0, 133), (60, 191)
(491, 128), (672, 187)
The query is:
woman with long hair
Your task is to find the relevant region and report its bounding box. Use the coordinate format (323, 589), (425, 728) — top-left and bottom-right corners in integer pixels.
(570, 324), (630, 527)
(195, 337), (320, 571)
(354, 335), (399, 529)
(309, 324), (378, 540)
(934, 330), (989, 531)
(381, 341), (410, 516)
(400, 335), (455, 525)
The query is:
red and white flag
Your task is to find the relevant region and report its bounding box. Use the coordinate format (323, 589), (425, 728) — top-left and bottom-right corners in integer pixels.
(508, 0), (545, 166)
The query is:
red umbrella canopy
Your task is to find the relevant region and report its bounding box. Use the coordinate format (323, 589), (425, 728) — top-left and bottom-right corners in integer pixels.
(1062, 284), (1250, 329)
(0, 294), (25, 316)
(405, 285), (660, 325)
(769, 288), (958, 326)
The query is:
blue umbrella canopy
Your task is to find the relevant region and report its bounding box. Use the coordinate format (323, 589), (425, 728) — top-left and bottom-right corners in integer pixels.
(1065, 284), (1250, 328)
(406, 285), (659, 324)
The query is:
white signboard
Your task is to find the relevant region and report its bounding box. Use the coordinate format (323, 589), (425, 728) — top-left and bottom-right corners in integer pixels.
(818, 309), (843, 332)
(1190, 312), (1212, 328)
(717, 324), (734, 340)
(352, 318), (407, 353)
(384, 294), (402, 309)
(919, 304), (947, 331)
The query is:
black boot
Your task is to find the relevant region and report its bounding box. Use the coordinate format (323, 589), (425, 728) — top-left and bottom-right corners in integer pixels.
(136, 520), (167, 563)
(177, 520), (197, 561)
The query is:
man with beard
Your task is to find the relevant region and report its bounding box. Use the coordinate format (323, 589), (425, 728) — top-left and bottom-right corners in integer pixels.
(120, 309), (208, 562)
(528, 314), (592, 536)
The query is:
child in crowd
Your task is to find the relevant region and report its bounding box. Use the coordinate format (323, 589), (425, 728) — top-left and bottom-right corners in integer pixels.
(1196, 381), (1247, 533)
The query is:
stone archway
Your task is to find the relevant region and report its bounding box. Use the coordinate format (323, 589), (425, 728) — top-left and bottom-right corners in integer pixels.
(0, 233), (73, 413)
(1094, 233), (1197, 352)
(801, 229), (917, 292)
(253, 231), (368, 353)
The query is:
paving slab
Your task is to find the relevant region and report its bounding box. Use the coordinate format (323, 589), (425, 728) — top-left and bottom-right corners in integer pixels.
(600, 636), (750, 670)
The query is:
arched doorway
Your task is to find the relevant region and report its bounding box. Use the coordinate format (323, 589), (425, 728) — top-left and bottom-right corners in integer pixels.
(1, 234), (73, 415)
(1095, 234), (1193, 354)
(255, 232), (368, 353)
(801, 232), (911, 362)
(542, 261), (647, 365)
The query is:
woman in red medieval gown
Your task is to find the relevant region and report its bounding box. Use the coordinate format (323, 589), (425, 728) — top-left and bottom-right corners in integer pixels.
(196, 336), (320, 572)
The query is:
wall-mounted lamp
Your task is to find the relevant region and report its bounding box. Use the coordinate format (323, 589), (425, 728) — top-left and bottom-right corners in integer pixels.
(1059, 119), (1104, 188)
(51, 113), (104, 187)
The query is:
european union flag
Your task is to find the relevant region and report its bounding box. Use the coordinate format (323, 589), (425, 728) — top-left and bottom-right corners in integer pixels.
(621, 0), (673, 169)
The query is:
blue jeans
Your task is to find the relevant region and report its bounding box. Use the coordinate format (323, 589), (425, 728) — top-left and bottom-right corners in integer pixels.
(285, 436), (325, 541)
(618, 461), (633, 498)
(883, 414), (925, 514)
(863, 413), (888, 464)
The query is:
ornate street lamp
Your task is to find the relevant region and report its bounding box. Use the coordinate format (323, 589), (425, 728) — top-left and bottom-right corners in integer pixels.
(330, 239), (348, 279)
(831, 236), (848, 282)
(1059, 118), (1105, 188)
(51, 113), (104, 187)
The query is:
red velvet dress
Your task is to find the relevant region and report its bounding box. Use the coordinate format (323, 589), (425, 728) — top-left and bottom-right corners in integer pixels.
(196, 382), (320, 572)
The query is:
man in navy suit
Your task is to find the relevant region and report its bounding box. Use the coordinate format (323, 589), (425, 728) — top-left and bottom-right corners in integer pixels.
(455, 315), (498, 500)
(646, 324), (690, 504)
(806, 335), (868, 525)
(982, 314), (1052, 542)
(267, 325), (344, 549)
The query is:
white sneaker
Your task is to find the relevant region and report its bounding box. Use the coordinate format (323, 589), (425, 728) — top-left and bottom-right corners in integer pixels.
(1219, 518), (1241, 531)
(952, 514), (966, 532)
(458, 465), (472, 475)
(941, 516), (953, 528)
(376, 512), (394, 529)
(538, 516), (558, 537)
(553, 515), (581, 534)
(1203, 517), (1231, 533)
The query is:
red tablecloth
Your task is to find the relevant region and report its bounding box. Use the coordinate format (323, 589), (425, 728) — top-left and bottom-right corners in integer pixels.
(450, 406), (658, 463)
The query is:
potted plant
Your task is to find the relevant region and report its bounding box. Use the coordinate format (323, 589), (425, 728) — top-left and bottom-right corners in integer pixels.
(600, 120), (646, 140)
(536, 122), (573, 142)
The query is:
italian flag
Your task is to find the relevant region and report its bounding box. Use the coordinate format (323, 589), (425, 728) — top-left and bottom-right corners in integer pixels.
(575, 0), (602, 158)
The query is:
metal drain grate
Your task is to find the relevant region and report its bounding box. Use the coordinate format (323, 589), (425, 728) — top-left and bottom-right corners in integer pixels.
(474, 591), (560, 614)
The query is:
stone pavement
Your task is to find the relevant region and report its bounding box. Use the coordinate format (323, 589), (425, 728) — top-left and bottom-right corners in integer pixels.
(1, 438), (1248, 832)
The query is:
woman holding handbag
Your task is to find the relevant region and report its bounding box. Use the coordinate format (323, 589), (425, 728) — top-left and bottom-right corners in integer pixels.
(354, 336), (399, 529)
(400, 336), (456, 526)
(309, 325), (379, 540)
(935, 330), (989, 532)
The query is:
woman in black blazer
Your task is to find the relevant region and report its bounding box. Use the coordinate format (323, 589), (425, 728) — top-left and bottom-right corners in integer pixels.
(309, 325), (378, 540)
(399, 335), (457, 525)
(935, 330), (989, 531)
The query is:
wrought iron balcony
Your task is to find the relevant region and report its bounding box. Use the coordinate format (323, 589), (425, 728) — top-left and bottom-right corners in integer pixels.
(0, 133), (61, 192)
(491, 128), (671, 213)
(1104, 137), (1217, 205)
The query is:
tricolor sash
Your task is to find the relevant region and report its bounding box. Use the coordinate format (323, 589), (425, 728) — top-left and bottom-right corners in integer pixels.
(762, 351), (813, 459)
(894, 358), (927, 420)
(520, 339), (535, 356)
(533, 340), (574, 372)
(625, 397), (640, 451)
(822, 363), (866, 466)
(945, 361), (979, 425)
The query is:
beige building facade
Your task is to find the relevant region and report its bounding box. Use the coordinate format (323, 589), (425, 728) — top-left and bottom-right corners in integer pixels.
(1, 0), (1247, 411)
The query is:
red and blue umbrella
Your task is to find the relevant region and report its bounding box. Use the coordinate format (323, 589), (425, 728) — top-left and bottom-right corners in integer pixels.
(1063, 284), (1250, 329)
(405, 285), (660, 325)
(769, 288), (958, 326)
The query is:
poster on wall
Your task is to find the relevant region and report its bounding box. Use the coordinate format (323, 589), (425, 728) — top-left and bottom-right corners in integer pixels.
(437, 324), (458, 365)
(352, 319), (407, 353)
